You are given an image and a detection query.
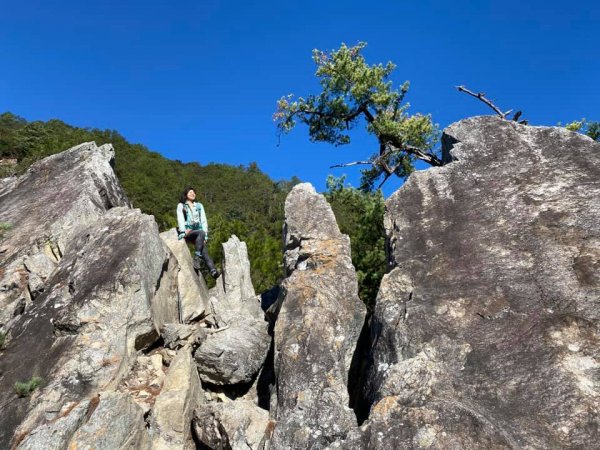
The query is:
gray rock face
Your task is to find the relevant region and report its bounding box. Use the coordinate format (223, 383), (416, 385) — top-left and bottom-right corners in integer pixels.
(0, 144), (181, 449)
(194, 235), (270, 385)
(193, 399), (269, 450)
(353, 117), (600, 448)
(149, 348), (202, 450)
(160, 228), (209, 323)
(0, 142), (130, 331)
(269, 183), (367, 449)
(68, 392), (150, 449)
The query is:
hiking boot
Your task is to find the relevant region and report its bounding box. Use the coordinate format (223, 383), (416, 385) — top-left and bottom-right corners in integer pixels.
(193, 254), (202, 270)
(210, 269), (220, 279)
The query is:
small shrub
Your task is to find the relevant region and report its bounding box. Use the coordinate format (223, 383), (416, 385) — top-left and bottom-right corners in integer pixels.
(0, 331), (6, 349)
(0, 222), (11, 239)
(14, 377), (43, 397)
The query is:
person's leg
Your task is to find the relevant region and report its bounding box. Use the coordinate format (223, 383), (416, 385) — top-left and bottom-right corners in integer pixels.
(186, 230), (219, 277)
(195, 231), (218, 277)
(184, 230), (204, 270)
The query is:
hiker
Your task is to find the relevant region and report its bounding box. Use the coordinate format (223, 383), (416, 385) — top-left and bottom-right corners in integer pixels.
(177, 186), (220, 279)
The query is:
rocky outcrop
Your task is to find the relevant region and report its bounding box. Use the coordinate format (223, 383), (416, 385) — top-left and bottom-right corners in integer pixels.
(346, 117), (600, 448)
(0, 204), (180, 449)
(0, 142), (274, 449)
(269, 183), (367, 448)
(149, 348), (202, 450)
(160, 229), (210, 323)
(0, 144), (180, 449)
(6, 117), (595, 449)
(0, 142), (130, 333)
(194, 235), (270, 385)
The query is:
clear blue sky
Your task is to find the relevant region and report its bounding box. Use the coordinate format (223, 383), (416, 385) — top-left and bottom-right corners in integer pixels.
(2, 0), (598, 195)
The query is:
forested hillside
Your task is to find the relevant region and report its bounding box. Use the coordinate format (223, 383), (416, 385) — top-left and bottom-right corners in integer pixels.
(0, 112), (299, 292)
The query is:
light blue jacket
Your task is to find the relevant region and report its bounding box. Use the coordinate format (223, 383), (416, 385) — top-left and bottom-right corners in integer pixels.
(176, 202), (208, 240)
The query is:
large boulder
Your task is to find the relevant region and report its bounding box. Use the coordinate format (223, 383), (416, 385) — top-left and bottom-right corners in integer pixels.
(0, 144), (180, 449)
(346, 117), (600, 448)
(160, 228), (210, 322)
(194, 235), (270, 385)
(149, 347), (203, 450)
(0, 142), (130, 331)
(269, 183), (367, 448)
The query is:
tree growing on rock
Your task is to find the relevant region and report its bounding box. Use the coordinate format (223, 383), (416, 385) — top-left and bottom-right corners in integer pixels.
(274, 42), (442, 190)
(565, 118), (600, 141)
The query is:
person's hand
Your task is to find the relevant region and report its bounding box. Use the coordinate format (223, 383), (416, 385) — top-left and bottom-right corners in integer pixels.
(185, 229), (191, 236)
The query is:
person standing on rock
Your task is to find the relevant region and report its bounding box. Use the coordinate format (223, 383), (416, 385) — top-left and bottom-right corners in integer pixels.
(177, 186), (220, 279)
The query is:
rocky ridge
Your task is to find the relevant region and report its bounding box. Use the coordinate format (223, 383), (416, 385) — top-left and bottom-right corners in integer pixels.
(0, 142), (271, 449)
(1, 116), (599, 449)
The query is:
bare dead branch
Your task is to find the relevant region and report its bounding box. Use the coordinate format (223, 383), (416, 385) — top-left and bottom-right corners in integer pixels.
(377, 172), (393, 189)
(456, 85), (507, 118)
(456, 86), (527, 124)
(329, 161), (373, 169)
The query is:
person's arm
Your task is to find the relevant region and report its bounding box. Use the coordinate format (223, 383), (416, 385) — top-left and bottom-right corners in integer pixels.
(176, 203), (186, 239)
(199, 203), (209, 240)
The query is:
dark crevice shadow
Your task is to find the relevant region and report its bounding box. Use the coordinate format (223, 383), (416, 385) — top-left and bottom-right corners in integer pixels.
(347, 312), (374, 425)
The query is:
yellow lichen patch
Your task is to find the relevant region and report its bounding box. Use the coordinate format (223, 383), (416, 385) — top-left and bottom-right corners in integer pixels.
(370, 396), (400, 419)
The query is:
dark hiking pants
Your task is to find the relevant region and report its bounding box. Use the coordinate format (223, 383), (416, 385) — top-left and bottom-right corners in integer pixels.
(185, 230), (216, 272)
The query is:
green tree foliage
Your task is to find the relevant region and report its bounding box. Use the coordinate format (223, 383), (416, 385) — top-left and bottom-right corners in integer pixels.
(274, 42), (441, 190)
(0, 112), (298, 292)
(324, 175), (386, 309)
(565, 118), (600, 141)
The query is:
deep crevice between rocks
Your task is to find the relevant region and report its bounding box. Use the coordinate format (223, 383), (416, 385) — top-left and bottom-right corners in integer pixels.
(348, 312), (374, 425)
(154, 258), (170, 294)
(137, 332), (162, 353)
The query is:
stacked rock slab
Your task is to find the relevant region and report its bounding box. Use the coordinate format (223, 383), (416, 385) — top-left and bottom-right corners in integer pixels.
(332, 117), (600, 448)
(0, 144), (181, 449)
(194, 235), (270, 385)
(269, 183), (367, 448)
(149, 348), (203, 450)
(160, 228), (210, 323)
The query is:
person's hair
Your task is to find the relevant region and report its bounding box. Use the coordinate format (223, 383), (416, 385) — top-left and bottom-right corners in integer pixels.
(179, 186), (195, 204)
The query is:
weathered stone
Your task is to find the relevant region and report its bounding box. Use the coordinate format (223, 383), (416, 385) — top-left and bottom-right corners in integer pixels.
(68, 392), (150, 449)
(356, 117), (600, 448)
(193, 399), (269, 450)
(211, 235), (260, 325)
(149, 348), (202, 450)
(0, 142), (130, 257)
(1, 207), (179, 447)
(195, 235), (270, 386)
(161, 323), (196, 349)
(0, 142), (130, 325)
(0, 143), (181, 448)
(15, 400), (90, 450)
(194, 318), (270, 385)
(118, 353), (166, 414)
(269, 183), (367, 449)
(160, 228), (209, 322)
(23, 252), (57, 281)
